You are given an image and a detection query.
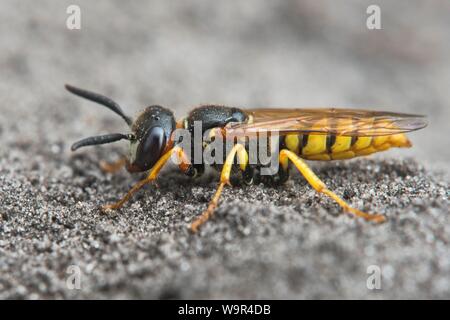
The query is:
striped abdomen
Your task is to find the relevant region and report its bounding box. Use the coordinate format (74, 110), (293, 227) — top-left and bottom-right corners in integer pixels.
(283, 133), (412, 161)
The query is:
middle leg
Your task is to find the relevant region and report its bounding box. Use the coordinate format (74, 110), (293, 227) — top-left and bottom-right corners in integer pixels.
(190, 143), (248, 232)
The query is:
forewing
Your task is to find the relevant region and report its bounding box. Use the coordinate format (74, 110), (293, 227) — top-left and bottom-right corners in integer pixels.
(224, 108), (427, 137)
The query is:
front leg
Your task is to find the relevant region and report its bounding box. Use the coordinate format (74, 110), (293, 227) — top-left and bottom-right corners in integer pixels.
(102, 146), (187, 211)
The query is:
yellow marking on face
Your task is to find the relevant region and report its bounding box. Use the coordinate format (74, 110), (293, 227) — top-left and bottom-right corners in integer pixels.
(331, 151), (356, 160)
(331, 136), (352, 153)
(353, 136), (372, 150)
(285, 134), (300, 153)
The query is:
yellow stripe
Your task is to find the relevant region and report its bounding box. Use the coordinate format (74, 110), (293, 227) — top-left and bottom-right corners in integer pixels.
(389, 134), (411, 148)
(305, 154), (331, 161)
(373, 136), (389, 146)
(285, 134), (300, 154)
(355, 146), (377, 155)
(331, 151), (355, 160)
(302, 134), (327, 155)
(331, 136), (352, 153)
(375, 143), (391, 152)
(302, 119), (328, 156)
(353, 136), (372, 150)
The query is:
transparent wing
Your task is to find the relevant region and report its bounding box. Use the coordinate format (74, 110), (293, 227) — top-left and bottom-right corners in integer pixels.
(224, 108), (427, 137)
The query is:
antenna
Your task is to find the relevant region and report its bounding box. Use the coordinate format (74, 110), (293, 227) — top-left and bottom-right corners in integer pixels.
(65, 84), (133, 126)
(71, 133), (134, 151)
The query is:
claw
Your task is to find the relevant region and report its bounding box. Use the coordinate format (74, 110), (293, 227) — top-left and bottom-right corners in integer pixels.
(101, 204), (116, 212)
(99, 158), (127, 173)
(366, 214), (386, 223)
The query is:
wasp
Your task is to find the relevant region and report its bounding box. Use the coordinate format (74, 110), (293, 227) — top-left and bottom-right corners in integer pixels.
(65, 85), (427, 232)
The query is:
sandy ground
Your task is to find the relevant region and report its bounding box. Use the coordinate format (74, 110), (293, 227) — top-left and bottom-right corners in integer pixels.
(0, 1), (449, 299)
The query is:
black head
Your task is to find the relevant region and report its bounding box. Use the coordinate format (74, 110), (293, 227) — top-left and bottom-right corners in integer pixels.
(66, 85), (175, 173)
(127, 106), (176, 172)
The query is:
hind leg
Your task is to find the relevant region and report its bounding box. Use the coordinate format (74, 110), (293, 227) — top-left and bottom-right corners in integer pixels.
(279, 149), (385, 223)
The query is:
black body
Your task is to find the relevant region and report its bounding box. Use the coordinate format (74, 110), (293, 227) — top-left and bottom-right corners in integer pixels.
(182, 105), (247, 179)
(185, 105), (247, 133)
(128, 106), (176, 172)
(66, 84), (289, 185)
(183, 105), (289, 185)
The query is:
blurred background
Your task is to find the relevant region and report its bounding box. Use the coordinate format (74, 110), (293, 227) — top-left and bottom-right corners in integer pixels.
(1, 0), (449, 167)
(0, 0), (449, 299)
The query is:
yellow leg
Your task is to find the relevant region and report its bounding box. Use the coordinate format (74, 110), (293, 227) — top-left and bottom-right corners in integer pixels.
(279, 149), (386, 223)
(100, 158), (127, 173)
(190, 144), (248, 233)
(102, 146), (184, 211)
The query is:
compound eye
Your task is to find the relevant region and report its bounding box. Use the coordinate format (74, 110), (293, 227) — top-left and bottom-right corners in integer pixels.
(135, 126), (166, 171)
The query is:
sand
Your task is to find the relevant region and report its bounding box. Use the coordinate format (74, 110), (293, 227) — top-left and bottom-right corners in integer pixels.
(0, 0), (449, 299)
